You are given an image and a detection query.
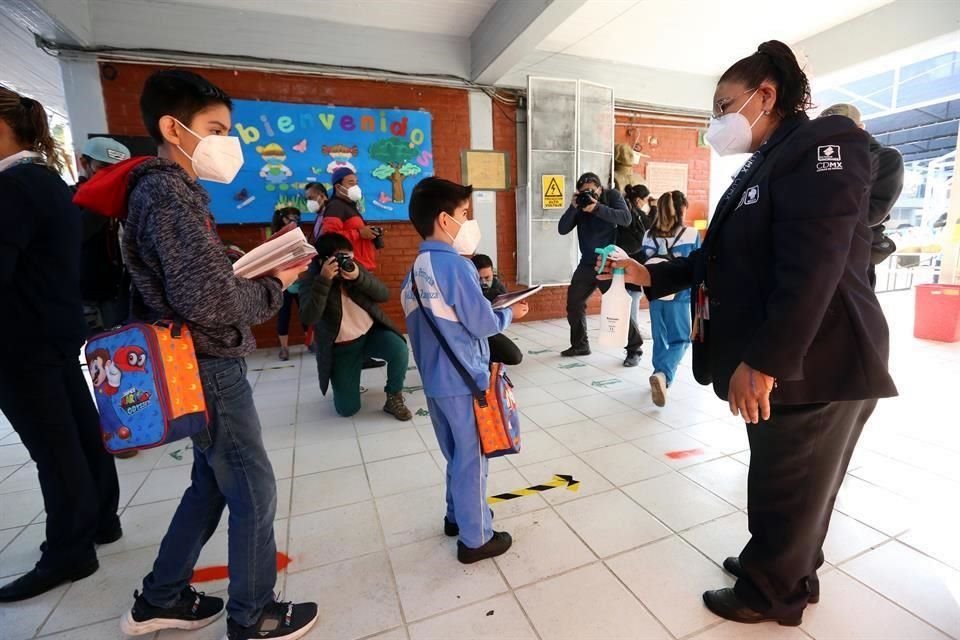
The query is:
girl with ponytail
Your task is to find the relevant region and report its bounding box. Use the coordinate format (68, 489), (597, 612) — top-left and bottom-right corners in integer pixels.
(0, 85), (121, 602)
(640, 190), (700, 407)
(0, 85), (63, 172)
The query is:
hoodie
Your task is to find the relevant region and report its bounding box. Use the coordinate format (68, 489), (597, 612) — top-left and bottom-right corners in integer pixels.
(75, 157), (283, 357)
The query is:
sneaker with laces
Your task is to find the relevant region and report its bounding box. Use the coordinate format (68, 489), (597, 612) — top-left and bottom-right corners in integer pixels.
(226, 600), (319, 640)
(650, 372), (668, 407)
(120, 586), (224, 636)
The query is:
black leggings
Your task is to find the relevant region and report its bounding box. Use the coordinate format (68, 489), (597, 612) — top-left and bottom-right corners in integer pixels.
(276, 290), (306, 337)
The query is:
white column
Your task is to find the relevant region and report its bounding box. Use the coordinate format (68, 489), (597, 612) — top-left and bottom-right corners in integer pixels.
(59, 54), (108, 156)
(468, 90), (498, 267)
(939, 125), (960, 285)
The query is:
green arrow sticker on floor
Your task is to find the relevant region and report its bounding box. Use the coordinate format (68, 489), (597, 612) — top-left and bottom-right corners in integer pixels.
(591, 378), (620, 388)
(558, 362), (585, 369)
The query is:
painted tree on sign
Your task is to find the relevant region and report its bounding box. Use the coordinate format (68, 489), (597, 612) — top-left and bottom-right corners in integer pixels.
(370, 137), (422, 203)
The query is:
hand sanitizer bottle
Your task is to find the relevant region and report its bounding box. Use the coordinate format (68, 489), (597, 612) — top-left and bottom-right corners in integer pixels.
(595, 245), (632, 349)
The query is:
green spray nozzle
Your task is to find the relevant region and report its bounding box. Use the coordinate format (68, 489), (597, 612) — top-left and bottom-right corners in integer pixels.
(595, 245), (618, 274)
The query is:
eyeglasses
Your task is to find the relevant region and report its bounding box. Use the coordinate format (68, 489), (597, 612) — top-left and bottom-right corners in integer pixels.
(712, 88), (757, 119)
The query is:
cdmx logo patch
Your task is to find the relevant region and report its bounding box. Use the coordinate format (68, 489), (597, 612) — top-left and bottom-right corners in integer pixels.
(817, 145), (843, 172)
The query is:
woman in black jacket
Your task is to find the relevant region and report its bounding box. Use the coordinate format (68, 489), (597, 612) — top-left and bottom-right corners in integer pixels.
(0, 86), (120, 601)
(601, 42), (896, 626)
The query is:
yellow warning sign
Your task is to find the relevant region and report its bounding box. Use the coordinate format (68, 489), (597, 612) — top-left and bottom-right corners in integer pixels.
(542, 174), (565, 209)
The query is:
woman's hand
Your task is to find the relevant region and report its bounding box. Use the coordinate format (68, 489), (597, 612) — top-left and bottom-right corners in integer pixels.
(596, 255), (651, 287)
(272, 261), (310, 291)
(358, 226), (378, 240)
(727, 362), (775, 424)
(512, 301), (529, 320)
(319, 257), (340, 281)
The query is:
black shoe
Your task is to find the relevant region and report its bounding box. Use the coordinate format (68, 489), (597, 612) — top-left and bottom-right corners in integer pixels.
(226, 599), (319, 639)
(444, 517), (459, 537)
(0, 559), (99, 602)
(120, 586), (224, 636)
(457, 531), (512, 564)
(362, 357), (386, 370)
(561, 346), (591, 357)
(41, 523), (123, 553)
(722, 557), (820, 603)
(623, 352), (642, 367)
(703, 588), (802, 626)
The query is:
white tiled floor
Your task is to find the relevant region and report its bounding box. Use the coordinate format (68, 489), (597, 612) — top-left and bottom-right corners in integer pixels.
(2, 291), (960, 639)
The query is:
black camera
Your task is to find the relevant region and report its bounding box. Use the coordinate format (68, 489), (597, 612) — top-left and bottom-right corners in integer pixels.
(371, 226), (385, 249)
(576, 190), (598, 208)
(334, 252), (356, 275)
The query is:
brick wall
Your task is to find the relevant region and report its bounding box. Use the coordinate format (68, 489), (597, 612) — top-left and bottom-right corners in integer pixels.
(616, 115), (711, 225)
(98, 62), (710, 345)
(99, 62), (471, 346)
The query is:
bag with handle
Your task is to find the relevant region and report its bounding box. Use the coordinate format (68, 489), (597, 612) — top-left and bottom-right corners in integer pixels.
(642, 226), (687, 301)
(410, 276), (521, 457)
(84, 321), (208, 454)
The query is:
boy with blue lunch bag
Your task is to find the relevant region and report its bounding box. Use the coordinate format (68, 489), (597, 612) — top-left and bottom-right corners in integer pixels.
(74, 69), (318, 640)
(401, 177), (528, 564)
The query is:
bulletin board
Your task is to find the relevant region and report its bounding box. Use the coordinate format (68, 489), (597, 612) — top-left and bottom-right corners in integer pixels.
(461, 149), (510, 190)
(202, 99), (434, 224)
(645, 162), (689, 198)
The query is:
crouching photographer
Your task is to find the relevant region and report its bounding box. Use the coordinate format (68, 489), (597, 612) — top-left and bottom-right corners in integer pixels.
(300, 233), (412, 420)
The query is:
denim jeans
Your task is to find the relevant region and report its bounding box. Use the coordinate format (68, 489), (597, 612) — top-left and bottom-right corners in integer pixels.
(141, 357), (277, 627)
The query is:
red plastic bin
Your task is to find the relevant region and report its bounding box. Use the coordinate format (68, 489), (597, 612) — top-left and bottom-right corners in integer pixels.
(914, 284), (960, 342)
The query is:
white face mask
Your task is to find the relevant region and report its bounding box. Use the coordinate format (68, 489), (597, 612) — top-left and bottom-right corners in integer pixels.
(704, 89), (764, 156)
(444, 214), (482, 255)
(346, 185), (363, 202)
(306, 199), (322, 214)
(175, 119), (244, 183)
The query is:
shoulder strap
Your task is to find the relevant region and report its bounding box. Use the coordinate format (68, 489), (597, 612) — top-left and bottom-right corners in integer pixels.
(409, 272), (487, 405)
(667, 226), (686, 251)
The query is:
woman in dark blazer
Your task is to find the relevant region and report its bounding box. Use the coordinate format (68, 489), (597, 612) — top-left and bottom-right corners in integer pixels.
(602, 41), (897, 627)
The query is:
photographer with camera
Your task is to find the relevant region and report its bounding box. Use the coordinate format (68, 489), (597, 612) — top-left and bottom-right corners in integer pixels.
(299, 233), (412, 420)
(319, 167), (383, 271)
(559, 172), (642, 365)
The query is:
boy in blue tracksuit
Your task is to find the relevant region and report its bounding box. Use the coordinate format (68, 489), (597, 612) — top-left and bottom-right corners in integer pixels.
(401, 177), (529, 564)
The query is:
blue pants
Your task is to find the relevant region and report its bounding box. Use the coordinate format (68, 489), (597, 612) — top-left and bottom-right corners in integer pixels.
(427, 395), (493, 549)
(142, 357), (277, 627)
(649, 298), (691, 386)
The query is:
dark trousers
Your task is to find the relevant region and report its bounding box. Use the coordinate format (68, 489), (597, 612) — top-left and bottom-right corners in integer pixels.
(489, 333), (523, 365)
(142, 357), (277, 627)
(735, 399), (878, 618)
(566, 261), (643, 353)
(276, 290), (304, 337)
(330, 327), (409, 417)
(0, 344), (119, 573)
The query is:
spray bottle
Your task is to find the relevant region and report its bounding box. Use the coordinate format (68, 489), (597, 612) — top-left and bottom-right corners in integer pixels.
(595, 245), (632, 348)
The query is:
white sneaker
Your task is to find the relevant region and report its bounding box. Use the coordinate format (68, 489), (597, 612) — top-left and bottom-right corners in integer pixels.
(650, 373), (667, 407)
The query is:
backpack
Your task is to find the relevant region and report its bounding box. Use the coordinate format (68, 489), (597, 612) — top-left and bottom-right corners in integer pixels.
(85, 321), (208, 454)
(643, 227), (687, 301)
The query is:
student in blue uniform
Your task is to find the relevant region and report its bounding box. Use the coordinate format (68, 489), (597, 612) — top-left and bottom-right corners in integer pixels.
(601, 41), (896, 627)
(639, 190), (700, 407)
(401, 177), (528, 564)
